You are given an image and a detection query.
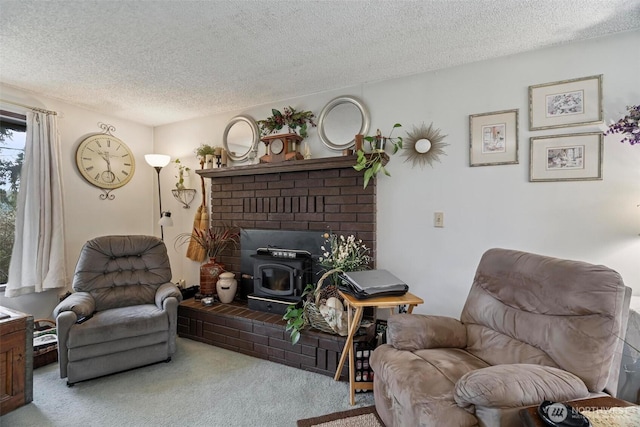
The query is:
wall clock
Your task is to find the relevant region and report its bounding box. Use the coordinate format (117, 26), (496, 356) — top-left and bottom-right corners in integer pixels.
(75, 123), (135, 200)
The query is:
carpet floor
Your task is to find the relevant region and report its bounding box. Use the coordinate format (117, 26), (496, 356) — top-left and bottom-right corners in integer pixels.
(297, 406), (383, 427)
(0, 337), (374, 427)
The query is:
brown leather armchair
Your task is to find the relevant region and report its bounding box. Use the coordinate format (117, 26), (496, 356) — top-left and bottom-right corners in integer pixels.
(54, 235), (182, 385)
(370, 248), (631, 426)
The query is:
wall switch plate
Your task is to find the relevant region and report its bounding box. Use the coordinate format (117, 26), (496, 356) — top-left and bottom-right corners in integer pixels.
(434, 212), (444, 228)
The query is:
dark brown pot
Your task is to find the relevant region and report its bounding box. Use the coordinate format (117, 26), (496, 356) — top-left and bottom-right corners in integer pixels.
(200, 257), (225, 296)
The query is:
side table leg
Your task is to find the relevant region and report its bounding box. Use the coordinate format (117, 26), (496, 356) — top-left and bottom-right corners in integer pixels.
(333, 307), (363, 388)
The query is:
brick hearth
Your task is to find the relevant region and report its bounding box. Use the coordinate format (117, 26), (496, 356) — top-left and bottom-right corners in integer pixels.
(178, 298), (361, 379)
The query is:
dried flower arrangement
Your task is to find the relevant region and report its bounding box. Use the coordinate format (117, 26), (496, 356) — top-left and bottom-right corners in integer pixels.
(257, 106), (316, 139)
(606, 105), (639, 146)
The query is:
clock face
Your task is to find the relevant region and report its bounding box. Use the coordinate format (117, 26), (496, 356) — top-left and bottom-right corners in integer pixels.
(270, 138), (285, 155)
(76, 134), (135, 189)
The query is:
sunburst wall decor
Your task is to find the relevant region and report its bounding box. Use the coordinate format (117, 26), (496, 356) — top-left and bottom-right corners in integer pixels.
(403, 122), (448, 168)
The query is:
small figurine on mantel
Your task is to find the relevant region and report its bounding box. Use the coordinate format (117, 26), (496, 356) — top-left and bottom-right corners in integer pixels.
(304, 142), (312, 159)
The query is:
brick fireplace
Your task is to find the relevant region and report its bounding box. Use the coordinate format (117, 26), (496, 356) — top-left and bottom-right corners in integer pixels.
(179, 156), (379, 378)
(197, 155), (378, 276)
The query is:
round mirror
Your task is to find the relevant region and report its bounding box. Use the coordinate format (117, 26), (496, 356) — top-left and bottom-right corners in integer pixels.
(318, 96), (370, 151)
(223, 115), (260, 162)
(415, 139), (432, 153)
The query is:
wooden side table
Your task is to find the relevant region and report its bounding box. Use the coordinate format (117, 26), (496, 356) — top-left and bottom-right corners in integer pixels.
(334, 291), (424, 405)
(519, 396), (635, 427)
(0, 306), (33, 415)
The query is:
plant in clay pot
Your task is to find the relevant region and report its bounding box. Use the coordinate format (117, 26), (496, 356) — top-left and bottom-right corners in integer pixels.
(176, 224), (240, 297)
(354, 123), (403, 188)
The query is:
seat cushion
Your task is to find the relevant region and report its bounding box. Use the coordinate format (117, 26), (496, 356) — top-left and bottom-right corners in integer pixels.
(454, 364), (590, 408)
(371, 344), (490, 426)
(67, 304), (169, 348)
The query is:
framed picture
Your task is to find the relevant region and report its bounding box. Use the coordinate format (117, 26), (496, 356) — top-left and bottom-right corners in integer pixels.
(469, 109), (518, 166)
(529, 132), (603, 182)
(529, 75), (603, 130)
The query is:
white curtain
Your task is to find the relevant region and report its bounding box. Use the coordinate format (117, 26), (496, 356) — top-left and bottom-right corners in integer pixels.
(5, 111), (67, 297)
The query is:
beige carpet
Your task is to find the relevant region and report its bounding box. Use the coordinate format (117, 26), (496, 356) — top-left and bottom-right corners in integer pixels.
(297, 406), (383, 427)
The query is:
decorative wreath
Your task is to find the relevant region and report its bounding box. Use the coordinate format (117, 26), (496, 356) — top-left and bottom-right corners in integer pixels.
(402, 122), (448, 168)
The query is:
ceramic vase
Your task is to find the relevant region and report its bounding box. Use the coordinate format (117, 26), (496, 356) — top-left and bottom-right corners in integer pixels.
(200, 257), (224, 297)
(205, 154), (214, 169)
(216, 272), (237, 303)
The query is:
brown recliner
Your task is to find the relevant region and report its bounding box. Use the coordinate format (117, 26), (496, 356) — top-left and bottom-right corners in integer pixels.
(54, 235), (182, 385)
(370, 248), (632, 426)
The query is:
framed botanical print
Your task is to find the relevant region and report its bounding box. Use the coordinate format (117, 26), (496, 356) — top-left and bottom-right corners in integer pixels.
(469, 109), (519, 166)
(529, 75), (603, 130)
(529, 132), (603, 182)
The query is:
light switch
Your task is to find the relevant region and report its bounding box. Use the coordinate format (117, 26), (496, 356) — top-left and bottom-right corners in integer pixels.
(434, 212), (444, 228)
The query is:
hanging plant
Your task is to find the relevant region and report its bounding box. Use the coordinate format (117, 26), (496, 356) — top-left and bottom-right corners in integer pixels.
(353, 124), (403, 189)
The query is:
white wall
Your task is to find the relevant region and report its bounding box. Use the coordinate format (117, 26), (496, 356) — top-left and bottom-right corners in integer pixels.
(156, 30), (639, 317)
(0, 85), (155, 319)
(2, 30), (638, 320)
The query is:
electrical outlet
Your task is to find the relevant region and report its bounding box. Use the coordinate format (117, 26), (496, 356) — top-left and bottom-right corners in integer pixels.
(434, 212), (444, 228)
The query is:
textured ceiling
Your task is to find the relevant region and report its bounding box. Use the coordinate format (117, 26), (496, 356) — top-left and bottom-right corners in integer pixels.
(1, 0), (639, 127)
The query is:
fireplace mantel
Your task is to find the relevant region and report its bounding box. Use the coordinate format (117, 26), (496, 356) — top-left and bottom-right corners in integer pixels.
(195, 154), (387, 178)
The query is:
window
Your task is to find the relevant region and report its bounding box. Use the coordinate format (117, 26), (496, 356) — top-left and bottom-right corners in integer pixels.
(0, 110), (26, 285)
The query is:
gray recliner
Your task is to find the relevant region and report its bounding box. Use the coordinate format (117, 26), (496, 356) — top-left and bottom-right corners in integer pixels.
(54, 235), (182, 385)
(370, 248), (632, 427)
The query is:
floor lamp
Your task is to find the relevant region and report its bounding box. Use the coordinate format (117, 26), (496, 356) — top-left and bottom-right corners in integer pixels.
(145, 154), (172, 240)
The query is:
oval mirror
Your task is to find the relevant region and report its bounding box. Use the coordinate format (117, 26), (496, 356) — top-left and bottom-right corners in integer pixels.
(222, 115), (260, 162)
(318, 96), (370, 151)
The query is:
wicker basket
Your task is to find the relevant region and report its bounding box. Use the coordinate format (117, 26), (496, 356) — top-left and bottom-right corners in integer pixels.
(304, 269), (347, 335)
(33, 319), (58, 369)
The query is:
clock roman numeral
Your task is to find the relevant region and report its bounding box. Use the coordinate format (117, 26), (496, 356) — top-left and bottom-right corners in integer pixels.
(124, 163), (131, 166)
(122, 153), (129, 157)
(83, 157), (91, 161)
(86, 166), (94, 171)
(121, 170), (129, 176)
(107, 139), (111, 148)
(94, 173), (100, 180)
(96, 141), (102, 148)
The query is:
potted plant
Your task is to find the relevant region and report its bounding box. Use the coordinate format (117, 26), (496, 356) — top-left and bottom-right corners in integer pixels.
(353, 123), (403, 188)
(173, 158), (190, 190)
(257, 106), (317, 139)
(195, 143), (218, 168)
(195, 143), (215, 159)
(175, 224), (240, 296)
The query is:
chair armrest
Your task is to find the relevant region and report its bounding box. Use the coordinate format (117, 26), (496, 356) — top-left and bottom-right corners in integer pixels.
(155, 282), (183, 309)
(454, 364), (589, 409)
(53, 292), (95, 318)
(387, 313), (467, 351)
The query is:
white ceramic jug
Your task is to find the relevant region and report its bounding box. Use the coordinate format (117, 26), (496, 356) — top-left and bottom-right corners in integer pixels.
(216, 272), (237, 303)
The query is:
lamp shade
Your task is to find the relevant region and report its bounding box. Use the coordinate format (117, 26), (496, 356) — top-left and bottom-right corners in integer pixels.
(144, 154), (171, 168)
(158, 211), (173, 227)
